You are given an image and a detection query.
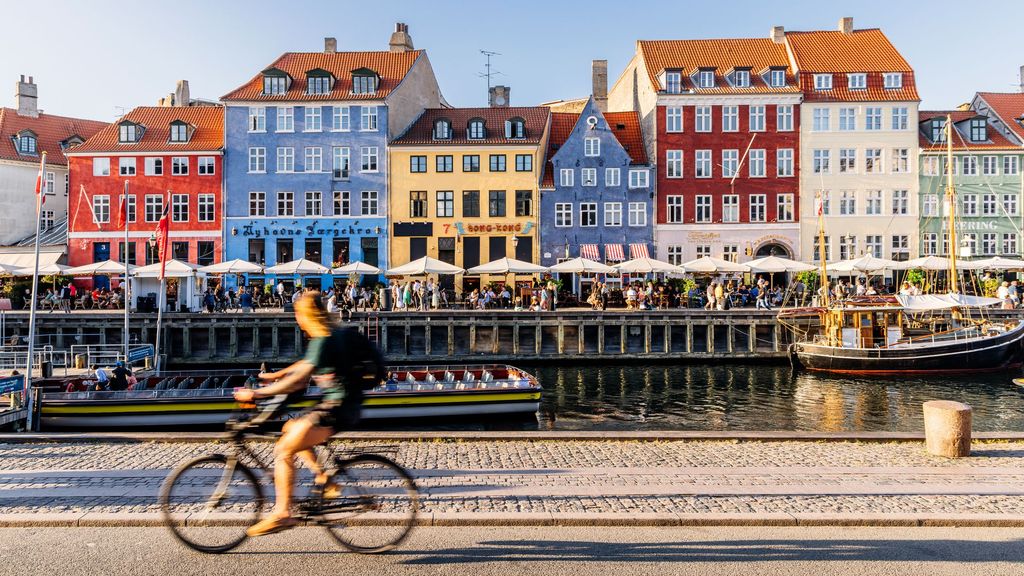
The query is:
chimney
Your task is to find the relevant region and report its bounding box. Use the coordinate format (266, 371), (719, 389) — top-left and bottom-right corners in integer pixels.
(489, 85), (510, 108)
(838, 17), (853, 35)
(174, 80), (190, 107)
(1019, 64), (1024, 93)
(388, 22), (414, 53)
(15, 75), (38, 118)
(770, 25), (785, 44)
(592, 60), (608, 113)
(324, 37), (337, 54)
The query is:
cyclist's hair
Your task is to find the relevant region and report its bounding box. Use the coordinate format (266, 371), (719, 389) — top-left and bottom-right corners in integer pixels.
(294, 291), (332, 338)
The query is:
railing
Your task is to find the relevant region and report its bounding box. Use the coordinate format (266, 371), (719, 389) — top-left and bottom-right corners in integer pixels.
(69, 344), (127, 368)
(0, 345), (69, 376)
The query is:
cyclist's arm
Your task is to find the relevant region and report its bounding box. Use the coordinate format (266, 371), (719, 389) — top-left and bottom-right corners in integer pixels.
(252, 361), (314, 398)
(259, 359), (306, 380)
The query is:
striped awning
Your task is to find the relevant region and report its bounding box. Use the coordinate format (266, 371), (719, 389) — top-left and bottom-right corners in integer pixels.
(580, 244), (600, 260)
(629, 243), (650, 259)
(605, 244), (624, 262)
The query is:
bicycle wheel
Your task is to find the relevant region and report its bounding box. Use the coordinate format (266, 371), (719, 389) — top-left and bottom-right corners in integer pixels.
(318, 454), (418, 554)
(158, 454), (264, 554)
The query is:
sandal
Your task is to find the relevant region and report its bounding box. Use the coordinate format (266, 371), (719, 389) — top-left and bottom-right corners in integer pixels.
(315, 474), (341, 500)
(246, 516), (298, 537)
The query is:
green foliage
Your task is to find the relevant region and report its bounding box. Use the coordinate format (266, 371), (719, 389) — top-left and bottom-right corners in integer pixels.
(796, 270), (819, 288)
(982, 277), (1000, 298)
(905, 268), (925, 287)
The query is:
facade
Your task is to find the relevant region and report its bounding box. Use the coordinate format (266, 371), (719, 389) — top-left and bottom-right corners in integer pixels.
(607, 34), (803, 265)
(918, 109), (1023, 258)
(0, 76), (106, 255)
(388, 105), (550, 291)
(221, 25), (442, 289)
(539, 96), (652, 270)
(66, 102), (224, 288)
(786, 19), (921, 264)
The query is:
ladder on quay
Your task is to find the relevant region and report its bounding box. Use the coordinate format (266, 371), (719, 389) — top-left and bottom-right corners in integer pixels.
(364, 313), (381, 345)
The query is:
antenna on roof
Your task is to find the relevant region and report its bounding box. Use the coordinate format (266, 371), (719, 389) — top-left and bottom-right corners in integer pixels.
(113, 106), (127, 118)
(478, 50), (502, 91)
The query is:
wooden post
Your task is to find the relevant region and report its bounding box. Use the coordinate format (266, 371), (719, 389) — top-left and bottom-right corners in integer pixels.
(469, 324), (476, 354)
(182, 327), (192, 358)
(597, 324), (605, 355)
(749, 323), (756, 353)
(923, 400), (972, 458)
(664, 321), (671, 353)
(447, 324), (453, 356)
(707, 324), (714, 355)
(685, 323), (692, 353)
(513, 324), (520, 355)
(726, 322), (733, 353)
(557, 323), (565, 355)
(535, 324), (542, 356)
(620, 324), (627, 354)
(578, 322), (585, 354)
(252, 326), (259, 358)
(773, 323), (781, 352)
(271, 325), (279, 358)
(644, 324), (651, 354)
(424, 325), (432, 356)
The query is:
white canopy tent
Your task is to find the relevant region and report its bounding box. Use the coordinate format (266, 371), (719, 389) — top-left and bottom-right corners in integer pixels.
(548, 258), (618, 274)
(198, 259), (264, 275)
(466, 257), (548, 275)
(264, 258), (330, 276)
(386, 256), (464, 276)
(745, 256), (816, 274)
(893, 256), (984, 271)
(972, 256), (1024, 271)
(896, 293), (1003, 310)
(680, 256), (750, 275)
(0, 262), (27, 275)
(331, 261), (383, 276)
(130, 259), (206, 312)
(14, 262), (70, 276)
(828, 254), (899, 274)
(613, 257), (684, 275)
(65, 259), (137, 276)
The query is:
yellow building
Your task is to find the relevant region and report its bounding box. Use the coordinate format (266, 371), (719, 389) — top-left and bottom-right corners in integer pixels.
(388, 106), (550, 291)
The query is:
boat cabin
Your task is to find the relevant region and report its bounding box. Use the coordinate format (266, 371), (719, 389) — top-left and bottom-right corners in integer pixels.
(821, 307), (904, 349)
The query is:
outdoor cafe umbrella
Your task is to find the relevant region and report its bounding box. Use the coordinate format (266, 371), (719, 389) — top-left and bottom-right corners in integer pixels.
(613, 257), (684, 275)
(264, 258), (330, 276)
(386, 256), (464, 276)
(198, 259), (264, 275)
(744, 255), (816, 274)
(64, 259), (137, 276)
(972, 256), (1024, 271)
(828, 254), (898, 274)
(14, 262), (71, 277)
(465, 257), (548, 275)
(680, 256), (750, 274)
(547, 257), (617, 274)
(892, 256), (984, 271)
(331, 261), (383, 275)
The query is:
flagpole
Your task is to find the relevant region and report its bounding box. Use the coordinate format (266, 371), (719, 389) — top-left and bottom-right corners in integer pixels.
(153, 190), (170, 373)
(154, 277), (165, 372)
(123, 181), (130, 364)
(25, 152), (46, 430)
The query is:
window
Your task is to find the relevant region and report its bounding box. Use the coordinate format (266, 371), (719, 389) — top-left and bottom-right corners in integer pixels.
(488, 190), (506, 217)
(749, 105), (765, 132)
(560, 169), (574, 187)
(555, 203), (573, 227)
(276, 147), (294, 172)
(604, 202), (622, 226)
(962, 156), (978, 176)
(813, 235), (831, 261)
(64, 173), (68, 196)
(263, 74), (287, 95)
(733, 69), (750, 88)
(360, 191), (378, 215)
(463, 155), (480, 172)
(697, 69), (715, 88)
(980, 155), (998, 176)
(360, 107), (378, 131)
(695, 106), (712, 132)
(666, 196), (684, 223)
(961, 194), (978, 216)
(839, 107), (856, 131)
(839, 190), (857, 215)
(304, 191), (322, 216)
(892, 190), (909, 215)
(696, 245), (711, 258)
(1004, 234), (1019, 256)
(865, 235), (883, 258)
(605, 168), (620, 186)
(582, 168), (597, 186)
(722, 106), (738, 132)
(169, 122), (188, 142)
(119, 123), (139, 143)
(360, 147), (378, 172)
(352, 73), (377, 94)
(93, 158), (110, 176)
(922, 156), (939, 175)
(436, 191), (454, 217)
(171, 193), (189, 222)
(891, 235), (909, 260)
(749, 149), (766, 177)
(666, 150), (683, 178)
(489, 154), (506, 172)
(332, 106), (350, 131)
(922, 233), (938, 256)
(840, 236), (857, 260)
(437, 155), (454, 172)
(18, 133), (36, 153)
(980, 193), (998, 216)
(410, 191), (427, 218)
(198, 157), (215, 175)
(198, 194), (215, 222)
(1004, 194), (1019, 216)
(944, 157), (958, 175)
(145, 194), (163, 222)
(249, 191), (266, 216)
(777, 194), (794, 222)
(307, 74), (331, 95)
(750, 194), (766, 222)
(814, 74), (832, 90)
(695, 150), (712, 178)
(92, 195), (109, 223)
(332, 147), (350, 179)
(304, 106), (322, 131)
(812, 108), (830, 131)
(119, 157), (136, 176)
(721, 149), (738, 178)
(116, 193), (134, 221)
(462, 191), (480, 217)
(892, 148), (909, 173)
(963, 233), (978, 256)
(865, 107), (882, 130)
(813, 149), (830, 174)
(515, 190), (532, 217)
(848, 73), (866, 90)
(722, 195), (739, 222)
(277, 191), (294, 216)
(1004, 156), (1019, 175)
(248, 148), (265, 173)
(276, 107), (294, 132)
(433, 119), (451, 139)
(769, 69), (786, 88)
(628, 202), (646, 227)
(666, 107), (683, 132)
(246, 107), (266, 133)
(930, 120), (946, 143)
(628, 169), (649, 188)
(695, 196), (712, 223)
(665, 71), (682, 93)
(892, 107), (909, 130)
(197, 241), (214, 267)
(865, 190), (882, 215)
(171, 157), (188, 175)
(777, 148), (794, 177)
(864, 149), (882, 173)
(511, 154), (531, 172)
(584, 137), (600, 157)
(468, 119), (485, 139)
(580, 202), (597, 227)
(410, 155), (427, 173)
(777, 105), (793, 131)
(330, 190), (351, 216)
(818, 190), (831, 215)
(884, 73), (903, 89)
(923, 195), (938, 217)
(982, 233), (998, 256)
(839, 148), (856, 173)
(40, 210), (54, 229)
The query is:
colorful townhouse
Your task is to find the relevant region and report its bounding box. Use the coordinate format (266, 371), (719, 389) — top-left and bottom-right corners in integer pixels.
(0, 76), (106, 265)
(221, 24), (443, 290)
(918, 109), (1022, 258)
(388, 98), (549, 292)
(607, 34), (803, 265)
(66, 89), (224, 288)
(786, 19), (921, 264)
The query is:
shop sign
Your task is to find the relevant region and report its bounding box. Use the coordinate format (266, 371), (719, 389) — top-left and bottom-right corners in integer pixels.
(450, 222), (535, 235)
(236, 220), (383, 239)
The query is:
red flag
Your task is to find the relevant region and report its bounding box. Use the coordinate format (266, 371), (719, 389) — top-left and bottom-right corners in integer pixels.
(154, 195), (171, 280)
(116, 194), (127, 229)
(35, 165), (46, 208)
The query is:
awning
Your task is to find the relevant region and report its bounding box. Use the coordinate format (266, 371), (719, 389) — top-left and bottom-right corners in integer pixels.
(580, 244), (600, 261)
(0, 252), (62, 269)
(605, 244), (624, 262)
(629, 243), (650, 259)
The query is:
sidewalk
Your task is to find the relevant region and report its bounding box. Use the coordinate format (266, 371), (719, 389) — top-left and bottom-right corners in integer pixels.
(2, 437), (1024, 527)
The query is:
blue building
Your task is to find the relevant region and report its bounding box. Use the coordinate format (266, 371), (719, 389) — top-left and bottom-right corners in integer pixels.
(539, 97), (653, 288)
(221, 25), (442, 289)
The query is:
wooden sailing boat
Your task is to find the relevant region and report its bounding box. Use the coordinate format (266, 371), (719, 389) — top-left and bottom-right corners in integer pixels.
(780, 115), (1024, 374)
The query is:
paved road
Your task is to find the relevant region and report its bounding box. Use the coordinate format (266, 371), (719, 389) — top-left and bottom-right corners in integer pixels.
(3, 525), (1023, 576)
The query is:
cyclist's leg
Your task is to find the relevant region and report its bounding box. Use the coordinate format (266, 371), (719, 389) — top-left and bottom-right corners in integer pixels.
(270, 416), (333, 518)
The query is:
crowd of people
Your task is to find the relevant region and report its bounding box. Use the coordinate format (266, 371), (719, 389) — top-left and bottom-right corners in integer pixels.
(34, 284), (123, 312)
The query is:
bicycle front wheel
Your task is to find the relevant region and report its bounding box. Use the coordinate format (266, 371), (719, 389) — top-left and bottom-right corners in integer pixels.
(319, 454), (419, 554)
(158, 454), (264, 554)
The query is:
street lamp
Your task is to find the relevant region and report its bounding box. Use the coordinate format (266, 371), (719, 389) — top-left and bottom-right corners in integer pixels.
(960, 235), (973, 258)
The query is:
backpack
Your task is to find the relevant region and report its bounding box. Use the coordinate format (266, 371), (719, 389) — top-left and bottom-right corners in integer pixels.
(333, 328), (386, 392)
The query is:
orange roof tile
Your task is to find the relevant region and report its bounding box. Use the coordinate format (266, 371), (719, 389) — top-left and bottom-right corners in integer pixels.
(222, 51), (421, 102)
(0, 108), (107, 166)
(69, 106), (223, 154)
(976, 92), (1024, 143)
(540, 111), (647, 188)
(637, 38), (800, 94)
(392, 107), (550, 146)
(919, 110), (1022, 151)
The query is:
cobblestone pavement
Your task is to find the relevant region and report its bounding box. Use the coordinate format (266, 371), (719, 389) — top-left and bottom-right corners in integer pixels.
(2, 440), (1024, 517)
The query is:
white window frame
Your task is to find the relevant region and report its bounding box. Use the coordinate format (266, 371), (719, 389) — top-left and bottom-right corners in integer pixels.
(198, 194), (215, 222)
(749, 105), (765, 132)
(695, 149), (712, 178)
(334, 191), (351, 216)
(847, 73), (867, 90)
(777, 193), (794, 222)
(813, 149), (830, 174)
(360, 191), (378, 216)
(584, 137), (600, 157)
(722, 195), (739, 223)
(695, 106), (712, 132)
(198, 156), (216, 175)
(559, 169), (574, 187)
(666, 150), (683, 178)
(360, 106), (378, 131)
(812, 107), (830, 131)
(93, 158), (110, 177)
(303, 106), (322, 132)
(605, 168), (620, 187)
(248, 107), (266, 132)
(923, 195), (939, 217)
(892, 107), (909, 130)
(248, 147), (266, 173)
(749, 194), (766, 222)
(276, 147), (295, 173)
(982, 156), (998, 176)
(892, 190), (909, 215)
(360, 146), (379, 173)
(777, 148), (793, 177)
(579, 202), (597, 227)
(666, 196), (684, 223)
(695, 196), (712, 223)
(628, 202), (646, 227)
(884, 73), (903, 89)
(839, 148), (856, 173)
(666, 107), (683, 132)
(865, 190), (882, 215)
(277, 191), (294, 217)
(839, 190), (857, 216)
(555, 203), (573, 227)
(776, 105), (793, 131)
(276, 106), (294, 132)
(249, 191), (266, 217)
(721, 149), (738, 178)
(864, 149), (882, 174)
(838, 107), (856, 131)
(304, 191), (322, 216)
(1004, 156), (1019, 176)
(722, 105), (739, 132)
(304, 147), (323, 173)
(581, 168), (597, 186)
(892, 148), (909, 174)
(1003, 194), (1019, 216)
(171, 157), (188, 175)
(93, 195), (110, 224)
(865, 107), (882, 131)
(604, 202), (622, 227)
(144, 194), (163, 222)
(749, 149), (766, 178)
(814, 74), (832, 90)
(665, 71), (682, 94)
(332, 106), (350, 131)
(171, 193), (189, 223)
(628, 170), (649, 189)
(119, 157), (136, 176)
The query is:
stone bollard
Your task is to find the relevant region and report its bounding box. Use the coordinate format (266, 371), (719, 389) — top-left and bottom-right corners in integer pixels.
(923, 400), (972, 458)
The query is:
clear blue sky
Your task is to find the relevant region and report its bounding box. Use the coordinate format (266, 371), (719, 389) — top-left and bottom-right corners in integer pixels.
(3, 0), (1022, 121)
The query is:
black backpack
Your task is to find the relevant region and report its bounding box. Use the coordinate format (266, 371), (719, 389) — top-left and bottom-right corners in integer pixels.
(333, 328), (386, 392)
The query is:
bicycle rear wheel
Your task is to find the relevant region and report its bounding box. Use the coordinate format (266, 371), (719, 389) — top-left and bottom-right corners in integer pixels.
(318, 454), (418, 553)
(158, 454), (264, 554)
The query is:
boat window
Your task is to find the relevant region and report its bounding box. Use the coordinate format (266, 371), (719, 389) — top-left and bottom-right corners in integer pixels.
(860, 314), (872, 327)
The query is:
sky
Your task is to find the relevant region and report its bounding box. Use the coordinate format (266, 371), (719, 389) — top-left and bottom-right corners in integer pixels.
(2, 0), (1022, 122)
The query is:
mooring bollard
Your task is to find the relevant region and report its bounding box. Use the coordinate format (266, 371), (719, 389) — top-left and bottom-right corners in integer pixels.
(923, 400), (972, 458)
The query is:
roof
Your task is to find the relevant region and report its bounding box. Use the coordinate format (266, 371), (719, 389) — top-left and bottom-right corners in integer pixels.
(222, 50), (421, 102)
(918, 110), (1021, 151)
(636, 38), (800, 94)
(0, 108), (107, 166)
(13, 216), (67, 247)
(70, 106), (223, 154)
(540, 98), (589, 113)
(976, 92), (1024, 143)
(391, 107), (550, 146)
(540, 110), (647, 188)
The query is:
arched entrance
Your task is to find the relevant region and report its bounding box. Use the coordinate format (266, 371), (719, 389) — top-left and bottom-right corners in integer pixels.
(754, 242), (792, 259)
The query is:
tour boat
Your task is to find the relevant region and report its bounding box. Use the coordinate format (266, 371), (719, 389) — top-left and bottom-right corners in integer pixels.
(35, 365), (541, 429)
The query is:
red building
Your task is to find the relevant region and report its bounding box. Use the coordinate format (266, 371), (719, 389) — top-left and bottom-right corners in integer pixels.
(609, 35), (803, 263)
(66, 105), (223, 287)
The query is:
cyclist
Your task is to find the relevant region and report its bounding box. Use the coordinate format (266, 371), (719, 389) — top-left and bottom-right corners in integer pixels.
(233, 291), (385, 536)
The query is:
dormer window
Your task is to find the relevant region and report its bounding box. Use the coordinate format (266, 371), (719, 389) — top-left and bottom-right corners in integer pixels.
(848, 73), (867, 90)
(169, 121), (190, 143)
(769, 68), (786, 88)
(733, 69), (750, 88)
(930, 119), (946, 143)
(262, 69), (289, 95)
(306, 69), (333, 95)
(664, 71), (682, 94)
(884, 73), (903, 89)
(118, 122), (141, 143)
(433, 118), (451, 140)
(61, 135), (83, 150)
(351, 69), (378, 94)
(697, 69), (715, 88)
(16, 131), (36, 154)
(970, 118), (987, 142)
(813, 74), (833, 91)
(468, 118), (485, 140)
(504, 117), (525, 139)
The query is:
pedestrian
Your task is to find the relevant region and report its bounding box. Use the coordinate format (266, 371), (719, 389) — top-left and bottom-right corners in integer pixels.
(91, 364), (110, 390)
(109, 361), (132, 391)
(239, 287), (254, 313)
(600, 282), (608, 311)
(276, 280), (285, 307)
(714, 282), (725, 311)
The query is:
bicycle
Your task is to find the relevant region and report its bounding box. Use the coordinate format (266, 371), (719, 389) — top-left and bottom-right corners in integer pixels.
(158, 395), (419, 554)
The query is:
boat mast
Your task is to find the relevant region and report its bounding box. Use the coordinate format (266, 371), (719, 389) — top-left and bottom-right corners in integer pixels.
(817, 192), (829, 308)
(945, 114), (959, 293)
